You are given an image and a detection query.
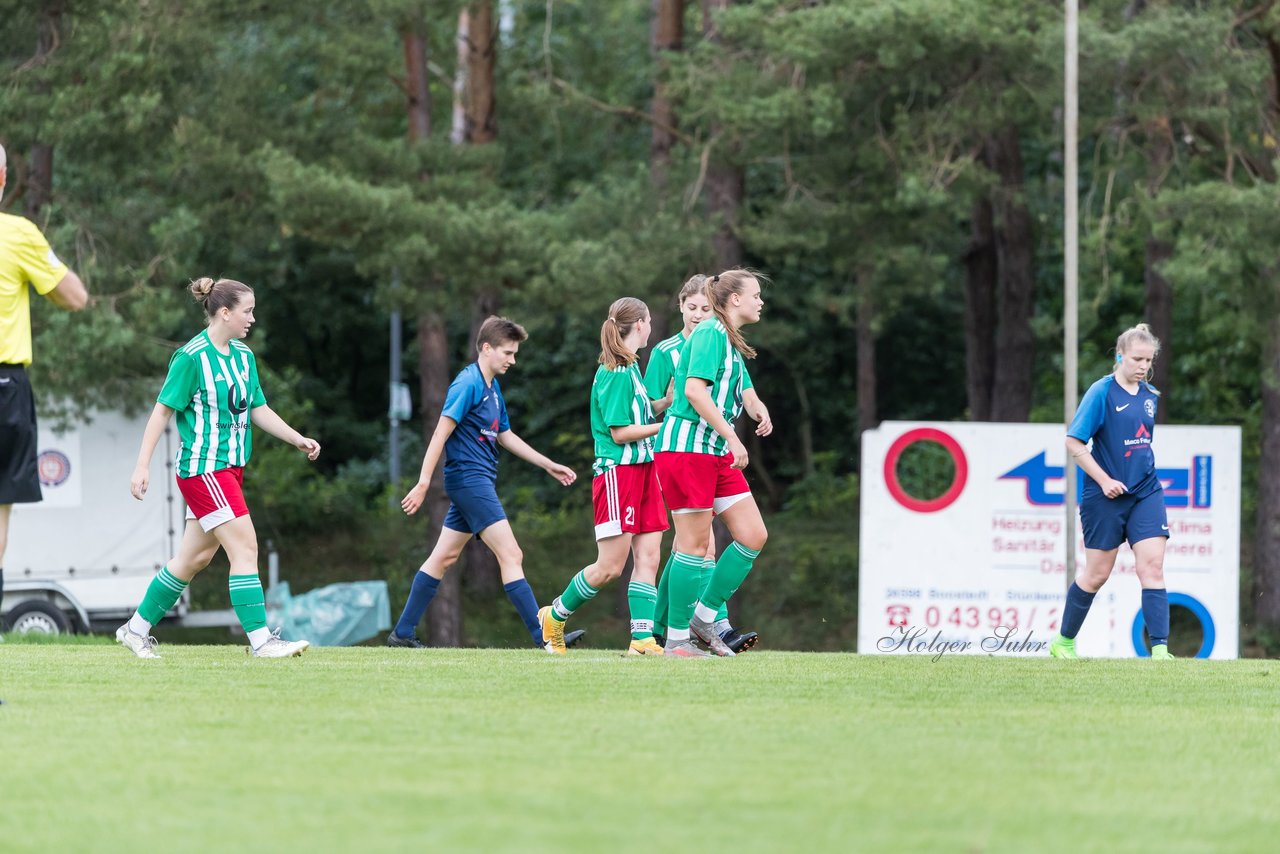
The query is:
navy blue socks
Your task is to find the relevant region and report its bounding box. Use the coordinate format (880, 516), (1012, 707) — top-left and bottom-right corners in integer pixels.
(1142, 588), (1170, 648)
(394, 571), (441, 639)
(1060, 581), (1097, 639)
(503, 578), (542, 645)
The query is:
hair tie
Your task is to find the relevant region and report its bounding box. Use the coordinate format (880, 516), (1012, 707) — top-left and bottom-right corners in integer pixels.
(608, 316), (617, 323)
(712, 275), (720, 283)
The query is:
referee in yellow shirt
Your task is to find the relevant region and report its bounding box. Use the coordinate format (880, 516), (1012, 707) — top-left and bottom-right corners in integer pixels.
(1, 142), (88, 621)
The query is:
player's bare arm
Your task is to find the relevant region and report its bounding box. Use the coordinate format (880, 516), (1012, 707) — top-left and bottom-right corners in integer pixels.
(742, 388), (772, 437)
(1066, 435), (1126, 499)
(130, 402), (176, 500)
(45, 270), (89, 311)
(250, 404), (321, 461)
(609, 423), (661, 444)
(402, 416), (458, 514)
(497, 430), (577, 486)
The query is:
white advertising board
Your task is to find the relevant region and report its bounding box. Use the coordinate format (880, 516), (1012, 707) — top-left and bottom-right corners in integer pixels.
(858, 422), (1240, 659)
(8, 411), (180, 579)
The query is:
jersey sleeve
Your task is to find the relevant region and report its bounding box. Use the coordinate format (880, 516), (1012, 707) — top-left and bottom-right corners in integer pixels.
(597, 371), (636, 427)
(14, 220), (68, 296)
(742, 362), (755, 391)
(249, 355), (266, 407)
(1067, 378), (1108, 443)
(157, 351), (200, 410)
(643, 349), (674, 401)
(685, 326), (724, 384)
(441, 371), (479, 423)
(496, 382), (511, 433)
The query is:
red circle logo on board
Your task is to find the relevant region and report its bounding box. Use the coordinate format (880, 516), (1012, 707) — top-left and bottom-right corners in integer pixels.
(882, 428), (968, 513)
(37, 450), (72, 487)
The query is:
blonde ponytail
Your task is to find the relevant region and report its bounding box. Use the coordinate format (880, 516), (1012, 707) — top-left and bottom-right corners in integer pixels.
(599, 297), (649, 369)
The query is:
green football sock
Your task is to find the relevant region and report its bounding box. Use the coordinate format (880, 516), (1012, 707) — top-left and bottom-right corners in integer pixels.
(627, 581), (658, 639)
(551, 569), (598, 621)
(228, 574), (267, 633)
(137, 566), (189, 626)
(692, 557), (731, 621)
(653, 552), (674, 636)
(699, 542), (761, 612)
(666, 551), (704, 632)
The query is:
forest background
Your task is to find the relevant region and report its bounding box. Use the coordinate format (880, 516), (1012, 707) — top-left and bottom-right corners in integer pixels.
(5, 0), (1280, 654)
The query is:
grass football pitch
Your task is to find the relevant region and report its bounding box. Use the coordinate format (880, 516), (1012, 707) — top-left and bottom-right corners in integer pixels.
(2, 640), (1278, 852)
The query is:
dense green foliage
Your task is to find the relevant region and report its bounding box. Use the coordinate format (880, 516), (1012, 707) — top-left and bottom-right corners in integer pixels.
(2, 644), (1278, 850)
(7, 1), (1280, 645)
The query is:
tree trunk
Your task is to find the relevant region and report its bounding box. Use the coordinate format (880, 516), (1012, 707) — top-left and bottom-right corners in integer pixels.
(650, 0), (683, 192)
(464, 2), (497, 144)
(701, 0), (744, 270)
(1144, 237), (1173, 407)
(1143, 114), (1174, 408)
(1255, 308), (1280, 630)
(403, 27), (432, 143)
(401, 16), (462, 646)
(1256, 36), (1280, 632)
(707, 161), (745, 269)
(855, 269), (878, 436)
(464, 287), (504, 597)
(451, 9), (470, 145)
(963, 197), (998, 421)
(985, 126), (1035, 423)
(419, 314), (463, 646)
(25, 0), (63, 221)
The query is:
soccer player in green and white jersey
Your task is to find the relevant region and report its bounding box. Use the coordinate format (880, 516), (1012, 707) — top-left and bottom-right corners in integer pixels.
(118, 277), (321, 659)
(539, 298), (670, 654)
(653, 270), (772, 657)
(645, 274), (763, 653)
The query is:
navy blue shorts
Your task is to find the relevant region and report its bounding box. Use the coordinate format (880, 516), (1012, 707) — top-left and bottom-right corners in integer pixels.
(442, 480), (507, 535)
(1080, 489), (1169, 550)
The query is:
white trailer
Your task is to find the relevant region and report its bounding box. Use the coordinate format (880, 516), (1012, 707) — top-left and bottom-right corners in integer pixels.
(1, 410), (214, 634)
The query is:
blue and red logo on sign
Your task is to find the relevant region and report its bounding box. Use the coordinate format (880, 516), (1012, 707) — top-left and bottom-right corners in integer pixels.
(999, 452), (1212, 509)
(37, 449), (72, 487)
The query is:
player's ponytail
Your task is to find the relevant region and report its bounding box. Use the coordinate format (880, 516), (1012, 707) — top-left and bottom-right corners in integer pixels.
(599, 297), (649, 370)
(190, 277), (253, 319)
(704, 269), (765, 359)
(1114, 322), (1161, 389)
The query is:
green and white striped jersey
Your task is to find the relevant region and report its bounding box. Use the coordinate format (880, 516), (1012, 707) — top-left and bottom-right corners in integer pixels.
(657, 319), (752, 456)
(158, 330), (267, 477)
(642, 331), (685, 402)
(590, 363), (655, 475)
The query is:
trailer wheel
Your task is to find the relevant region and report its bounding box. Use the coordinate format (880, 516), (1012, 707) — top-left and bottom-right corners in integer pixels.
(5, 601), (73, 635)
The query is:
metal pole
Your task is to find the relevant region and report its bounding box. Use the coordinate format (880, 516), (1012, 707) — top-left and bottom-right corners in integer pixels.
(267, 539), (279, 591)
(1064, 0), (1080, 589)
(389, 307), (402, 489)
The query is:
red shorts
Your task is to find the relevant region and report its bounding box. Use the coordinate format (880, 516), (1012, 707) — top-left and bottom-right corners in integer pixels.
(593, 462), (669, 540)
(655, 450), (751, 514)
(178, 467), (250, 532)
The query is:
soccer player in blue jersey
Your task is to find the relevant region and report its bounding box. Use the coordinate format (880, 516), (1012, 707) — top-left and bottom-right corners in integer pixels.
(389, 316), (578, 650)
(1050, 323), (1173, 660)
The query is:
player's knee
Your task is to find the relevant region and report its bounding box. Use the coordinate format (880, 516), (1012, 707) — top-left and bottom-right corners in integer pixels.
(740, 526), (768, 553)
(501, 545), (524, 569)
(596, 561), (625, 584)
(1138, 563), (1165, 586)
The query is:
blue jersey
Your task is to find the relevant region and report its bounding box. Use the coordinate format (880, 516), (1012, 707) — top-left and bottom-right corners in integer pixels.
(1068, 375), (1161, 500)
(441, 363), (510, 489)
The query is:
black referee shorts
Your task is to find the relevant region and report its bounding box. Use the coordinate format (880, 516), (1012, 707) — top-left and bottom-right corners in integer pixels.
(0, 364), (43, 504)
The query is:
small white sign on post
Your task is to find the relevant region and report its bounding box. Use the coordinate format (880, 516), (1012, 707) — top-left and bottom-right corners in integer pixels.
(858, 422), (1240, 659)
